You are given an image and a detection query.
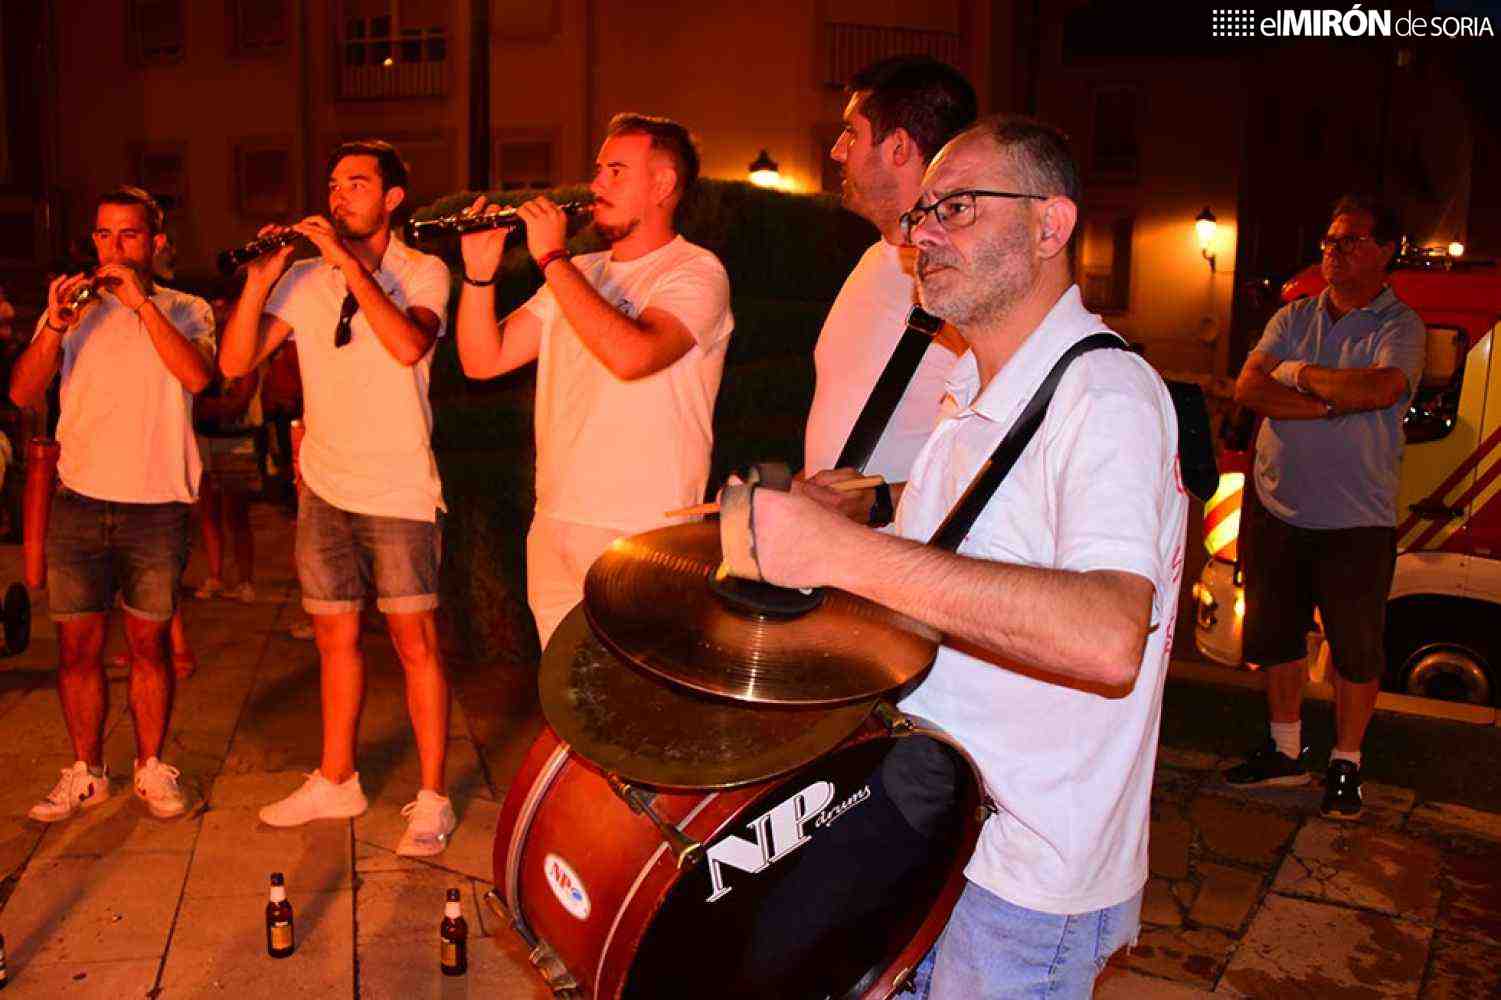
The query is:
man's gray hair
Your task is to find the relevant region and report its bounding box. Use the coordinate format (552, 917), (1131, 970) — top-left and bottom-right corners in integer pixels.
(960, 114), (1079, 203)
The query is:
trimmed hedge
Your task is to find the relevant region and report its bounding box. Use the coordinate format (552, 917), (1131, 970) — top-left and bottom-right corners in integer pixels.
(418, 180), (876, 662)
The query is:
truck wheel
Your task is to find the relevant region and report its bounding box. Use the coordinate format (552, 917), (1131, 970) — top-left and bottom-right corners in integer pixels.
(1384, 597), (1497, 707)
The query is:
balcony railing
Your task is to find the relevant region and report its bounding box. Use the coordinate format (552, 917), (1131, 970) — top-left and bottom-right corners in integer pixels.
(339, 59), (446, 100)
(824, 23), (964, 87)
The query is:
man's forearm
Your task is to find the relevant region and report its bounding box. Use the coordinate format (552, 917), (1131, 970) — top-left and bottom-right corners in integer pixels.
(345, 264), (433, 366)
(221, 279), (274, 376)
(1300, 365), (1405, 413)
(546, 261), (663, 379)
(1234, 368), (1328, 420)
(816, 519), (1151, 689)
(9, 325), (64, 408)
(140, 302), (212, 393)
(456, 284), (503, 378)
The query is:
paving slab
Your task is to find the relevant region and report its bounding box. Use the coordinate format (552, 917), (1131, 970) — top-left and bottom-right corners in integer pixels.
(1096, 966), (1217, 998)
(1158, 746), (1226, 772)
(183, 808), (352, 898)
(1143, 876), (1183, 927)
(1272, 820), (1441, 922)
(353, 787), (500, 883)
(1113, 925), (1237, 989)
(28, 792), (200, 860)
(1188, 863), (1264, 933)
(1, 852), (193, 966)
(1420, 931), (1501, 999)
(1218, 894), (1431, 998)
(1190, 795), (1300, 868)
(169, 887), (352, 956)
(0, 956), (161, 998)
(1150, 809), (1194, 880)
(1437, 851), (1501, 944)
(1408, 801), (1501, 844)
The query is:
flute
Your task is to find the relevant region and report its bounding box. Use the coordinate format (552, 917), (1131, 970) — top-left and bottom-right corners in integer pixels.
(404, 199), (594, 243)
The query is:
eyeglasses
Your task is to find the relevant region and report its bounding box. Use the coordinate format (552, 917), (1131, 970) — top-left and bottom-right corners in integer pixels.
(899, 189), (1048, 241)
(1319, 234), (1375, 256)
(334, 290), (357, 348)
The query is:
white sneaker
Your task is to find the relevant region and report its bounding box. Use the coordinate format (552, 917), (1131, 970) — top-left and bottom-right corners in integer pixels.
(232, 582), (256, 604)
(259, 771), (368, 827)
(134, 757), (187, 818)
(29, 761), (110, 822)
(396, 790), (457, 857)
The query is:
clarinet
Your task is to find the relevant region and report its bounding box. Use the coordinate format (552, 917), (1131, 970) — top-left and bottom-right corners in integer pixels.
(216, 230), (304, 276)
(404, 200), (594, 244)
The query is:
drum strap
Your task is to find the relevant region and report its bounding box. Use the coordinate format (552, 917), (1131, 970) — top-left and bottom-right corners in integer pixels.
(928, 333), (1125, 552)
(834, 305), (946, 472)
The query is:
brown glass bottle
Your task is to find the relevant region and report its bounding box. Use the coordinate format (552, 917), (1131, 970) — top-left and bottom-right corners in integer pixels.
(266, 872), (295, 958)
(440, 888), (467, 976)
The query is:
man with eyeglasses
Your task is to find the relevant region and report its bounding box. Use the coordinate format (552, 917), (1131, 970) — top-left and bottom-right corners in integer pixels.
(10, 186), (213, 824)
(221, 140), (459, 856)
(729, 115), (1186, 998)
(1225, 194), (1424, 820)
(803, 56), (973, 524)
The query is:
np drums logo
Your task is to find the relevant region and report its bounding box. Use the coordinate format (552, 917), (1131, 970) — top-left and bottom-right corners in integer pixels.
(704, 780), (871, 903)
(543, 852), (591, 920)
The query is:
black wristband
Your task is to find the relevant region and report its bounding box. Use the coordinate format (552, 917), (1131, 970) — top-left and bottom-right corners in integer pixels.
(462, 272), (496, 287)
(867, 482), (894, 528)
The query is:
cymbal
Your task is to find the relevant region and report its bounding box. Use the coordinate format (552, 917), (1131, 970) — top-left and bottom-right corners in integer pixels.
(540, 605), (875, 790)
(583, 522), (939, 706)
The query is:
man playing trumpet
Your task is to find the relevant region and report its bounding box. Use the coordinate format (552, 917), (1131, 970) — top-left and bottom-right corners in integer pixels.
(455, 113), (734, 647)
(220, 140), (457, 856)
(10, 186), (214, 822)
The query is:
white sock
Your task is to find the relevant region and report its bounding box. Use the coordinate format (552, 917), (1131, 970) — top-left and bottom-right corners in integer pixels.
(1269, 721), (1302, 760)
(1331, 749), (1362, 769)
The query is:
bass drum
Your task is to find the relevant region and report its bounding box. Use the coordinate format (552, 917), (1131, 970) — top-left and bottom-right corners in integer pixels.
(493, 709), (988, 1000)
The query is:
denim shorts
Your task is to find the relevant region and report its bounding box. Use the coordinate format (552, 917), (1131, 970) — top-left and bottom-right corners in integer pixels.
(296, 485), (440, 615)
(47, 487), (191, 623)
(911, 881), (1142, 999)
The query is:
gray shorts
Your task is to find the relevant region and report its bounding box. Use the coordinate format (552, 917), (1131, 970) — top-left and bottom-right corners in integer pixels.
(47, 487), (191, 623)
(296, 485), (441, 616)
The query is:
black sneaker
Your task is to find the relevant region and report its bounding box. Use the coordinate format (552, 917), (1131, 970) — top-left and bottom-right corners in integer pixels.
(1321, 760), (1363, 820)
(1223, 740), (1312, 787)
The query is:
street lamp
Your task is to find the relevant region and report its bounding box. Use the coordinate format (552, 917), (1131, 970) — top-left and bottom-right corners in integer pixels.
(1448, 241), (1465, 258)
(1195, 206), (1218, 273)
(748, 149), (781, 189)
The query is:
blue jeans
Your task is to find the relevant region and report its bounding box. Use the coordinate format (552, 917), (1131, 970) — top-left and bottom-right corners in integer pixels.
(47, 487), (190, 622)
(911, 881), (1142, 1000)
(296, 486), (441, 615)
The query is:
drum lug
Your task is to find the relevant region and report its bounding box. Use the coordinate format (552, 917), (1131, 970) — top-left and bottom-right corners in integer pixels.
(605, 773), (704, 870)
(874, 701), (915, 734)
(482, 890), (586, 999)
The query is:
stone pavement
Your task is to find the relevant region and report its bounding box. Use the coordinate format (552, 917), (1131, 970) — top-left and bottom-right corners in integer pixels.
(1, 503), (1499, 998)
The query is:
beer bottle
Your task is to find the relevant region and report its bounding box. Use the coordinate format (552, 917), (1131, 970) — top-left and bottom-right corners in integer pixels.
(440, 888), (467, 976)
(266, 872), (295, 958)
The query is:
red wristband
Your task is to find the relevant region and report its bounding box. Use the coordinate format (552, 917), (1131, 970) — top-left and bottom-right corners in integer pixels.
(535, 249), (570, 274)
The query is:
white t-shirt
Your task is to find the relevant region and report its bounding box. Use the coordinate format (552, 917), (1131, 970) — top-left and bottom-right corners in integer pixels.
(266, 238), (449, 522)
(896, 286), (1188, 916)
(522, 235), (733, 533)
(804, 240), (958, 480)
(46, 286), (214, 504)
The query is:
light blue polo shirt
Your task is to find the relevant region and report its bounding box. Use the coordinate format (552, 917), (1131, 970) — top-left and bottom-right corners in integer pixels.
(1251, 286), (1425, 530)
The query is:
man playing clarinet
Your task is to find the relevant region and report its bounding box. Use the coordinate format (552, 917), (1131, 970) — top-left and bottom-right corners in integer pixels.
(455, 113), (734, 647)
(220, 140), (457, 856)
(10, 186), (213, 823)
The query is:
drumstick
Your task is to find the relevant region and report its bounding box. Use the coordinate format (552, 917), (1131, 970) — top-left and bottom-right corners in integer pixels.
(665, 475), (886, 518)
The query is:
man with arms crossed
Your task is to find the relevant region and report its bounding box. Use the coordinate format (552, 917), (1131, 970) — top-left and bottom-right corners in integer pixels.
(11, 186), (213, 822)
(737, 117), (1187, 998)
(221, 141), (457, 855)
(455, 114), (733, 647)
(805, 55), (973, 522)
(1225, 195), (1424, 820)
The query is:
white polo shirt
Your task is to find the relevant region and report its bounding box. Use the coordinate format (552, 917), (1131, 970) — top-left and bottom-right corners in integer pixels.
(45, 286), (215, 504)
(895, 285), (1188, 915)
(266, 237), (449, 523)
(804, 240), (958, 480)
(522, 235), (733, 534)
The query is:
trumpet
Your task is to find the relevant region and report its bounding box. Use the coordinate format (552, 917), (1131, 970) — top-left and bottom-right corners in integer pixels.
(216, 230), (304, 276)
(54, 274), (105, 324)
(404, 199), (594, 244)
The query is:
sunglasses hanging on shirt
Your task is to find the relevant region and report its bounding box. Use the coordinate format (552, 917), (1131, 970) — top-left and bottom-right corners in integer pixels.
(335, 290), (358, 348)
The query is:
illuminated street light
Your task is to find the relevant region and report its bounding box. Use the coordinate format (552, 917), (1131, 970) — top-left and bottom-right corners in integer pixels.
(1195, 206), (1218, 272)
(748, 149), (781, 189)
(1448, 241), (1465, 258)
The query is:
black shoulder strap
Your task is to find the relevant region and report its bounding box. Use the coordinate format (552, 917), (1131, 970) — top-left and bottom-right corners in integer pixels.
(834, 305), (945, 472)
(928, 333), (1125, 551)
